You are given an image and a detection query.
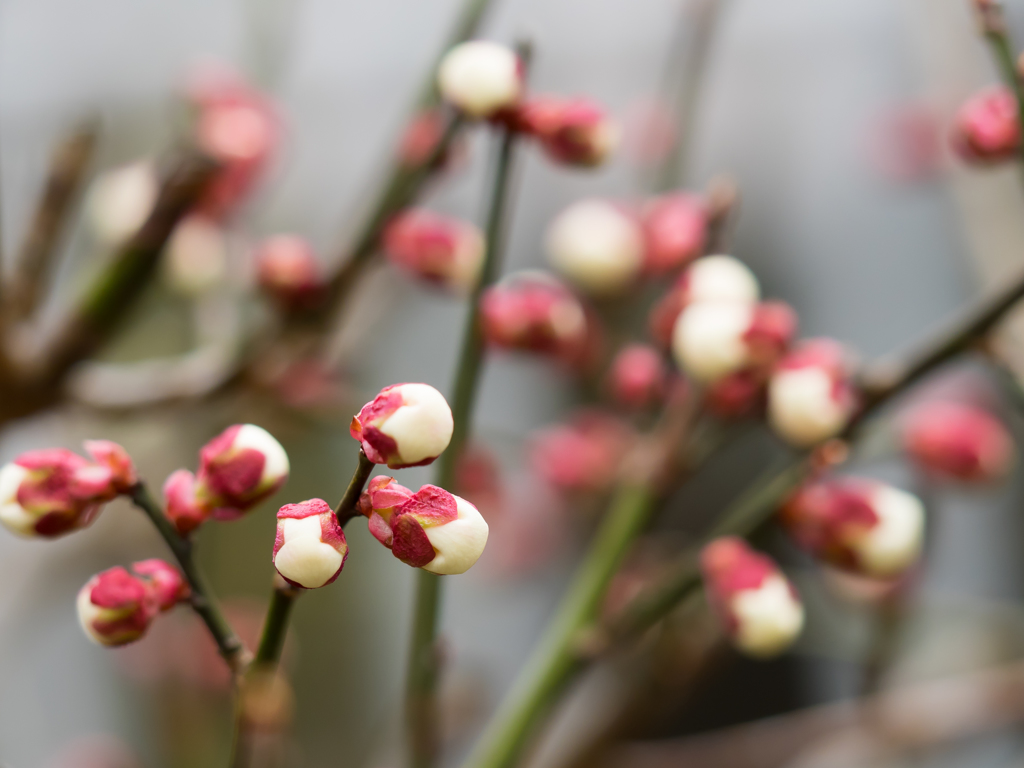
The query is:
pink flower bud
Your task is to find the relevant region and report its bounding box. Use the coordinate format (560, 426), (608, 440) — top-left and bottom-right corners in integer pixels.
(0, 446), (126, 538)
(952, 86), (1021, 164)
(480, 272), (590, 361)
(256, 235), (326, 309)
(516, 96), (617, 167)
(530, 410), (634, 494)
(901, 401), (1014, 482)
(437, 41), (523, 119)
(608, 344), (668, 409)
(131, 558), (190, 610)
(700, 537), (804, 657)
(383, 209), (485, 292)
(360, 478), (488, 574)
(672, 300), (797, 383)
(87, 161), (159, 246)
(273, 499), (348, 589)
(351, 383), (454, 469)
(642, 193), (708, 274)
(704, 369), (766, 420)
(77, 560), (187, 647)
(780, 478), (925, 578)
(83, 440), (137, 493)
(649, 255), (760, 347)
(196, 424), (290, 518)
(399, 109), (448, 168)
(768, 339), (858, 447)
(546, 200), (645, 294)
(163, 469), (211, 535)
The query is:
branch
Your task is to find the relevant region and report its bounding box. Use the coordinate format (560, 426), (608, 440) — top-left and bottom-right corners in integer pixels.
(335, 450), (375, 525)
(974, 1), (1024, 173)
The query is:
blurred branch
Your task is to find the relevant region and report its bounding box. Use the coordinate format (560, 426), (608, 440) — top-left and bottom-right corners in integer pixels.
(974, 1), (1024, 175)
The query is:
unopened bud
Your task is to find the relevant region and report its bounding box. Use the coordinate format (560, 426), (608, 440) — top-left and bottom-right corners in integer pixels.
(256, 235), (326, 309)
(87, 161), (159, 246)
(516, 96), (617, 167)
(780, 478), (925, 578)
(196, 424), (290, 518)
(131, 558), (191, 610)
(700, 537), (804, 658)
(273, 499), (348, 589)
(608, 344), (668, 409)
(901, 401), (1014, 482)
(351, 383), (454, 469)
(530, 410), (634, 494)
(437, 41), (523, 119)
(77, 560), (187, 647)
(163, 214), (228, 296)
(83, 440), (137, 493)
(642, 193), (708, 274)
(704, 369), (767, 420)
(163, 469), (211, 535)
(951, 86), (1021, 164)
(399, 109), (448, 168)
(383, 209), (485, 292)
(546, 200), (645, 294)
(360, 478), (488, 574)
(768, 339), (858, 447)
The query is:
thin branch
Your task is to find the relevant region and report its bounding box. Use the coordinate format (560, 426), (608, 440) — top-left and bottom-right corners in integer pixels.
(335, 450), (375, 526)
(254, 583), (298, 668)
(974, 1), (1024, 175)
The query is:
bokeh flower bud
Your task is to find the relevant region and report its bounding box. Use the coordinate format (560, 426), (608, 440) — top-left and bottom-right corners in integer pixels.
(901, 401), (1014, 482)
(360, 478), (488, 574)
(351, 383), (454, 469)
(399, 109), (447, 168)
(516, 96), (617, 167)
(768, 339), (858, 447)
(77, 560), (187, 647)
(700, 537), (804, 658)
(952, 86), (1021, 163)
(83, 440), (137, 493)
(780, 478), (925, 578)
(256, 235), (326, 309)
(437, 41), (522, 118)
(273, 499), (348, 589)
(196, 424), (290, 518)
(87, 161), (159, 246)
(672, 300), (797, 383)
(545, 200), (645, 294)
(383, 209), (485, 292)
(530, 410), (634, 494)
(608, 344), (668, 409)
(163, 469), (211, 535)
(642, 193), (708, 274)
(163, 214), (228, 296)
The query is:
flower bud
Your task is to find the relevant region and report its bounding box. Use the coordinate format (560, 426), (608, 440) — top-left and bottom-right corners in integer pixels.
(649, 255), (760, 347)
(768, 339), (858, 447)
(350, 383), (454, 469)
(163, 469), (211, 534)
(196, 424), (290, 518)
(360, 478), (488, 574)
(704, 369), (766, 420)
(83, 440), (137, 493)
(399, 109), (448, 168)
(87, 161), (159, 245)
(700, 537), (804, 658)
(608, 344), (668, 409)
(163, 214), (228, 296)
(952, 86), (1021, 164)
(437, 41), (522, 118)
(273, 499), (348, 589)
(901, 401), (1014, 482)
(77, 560), (187, 647)
(480, 272), (590, 360)
(642, 193), (708, 274)
(256, 235), (326, 309)
(545, 200), (645, 294)
(383, 209), (485, 292)
(516, 96), (617, 167)
(672, 300), (797, 383)
(780, 478), (925, 578)
(530, 410), (634, 494)
(0, 445), (129, 538)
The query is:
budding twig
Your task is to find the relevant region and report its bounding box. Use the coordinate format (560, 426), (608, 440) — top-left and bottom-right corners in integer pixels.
(335, 449), (375, 526)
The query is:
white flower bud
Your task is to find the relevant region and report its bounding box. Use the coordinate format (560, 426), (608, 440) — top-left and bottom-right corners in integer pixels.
(88, 161), (159, 245)
(421, 496), (489, 575)
(767, 340), (856, 447)
(437, 41), (522, 118)
(273, 499), (348, 589)
(351, 383), (454, 469)
(546, 200), (645, 294)
(853, 485), (925, 577)
(163, 214), (228, 296)
(672, 302), (753, 382)
(730, 574), (806, 658)
(685, 255), (759, 304)
(0, 462), (32, 536)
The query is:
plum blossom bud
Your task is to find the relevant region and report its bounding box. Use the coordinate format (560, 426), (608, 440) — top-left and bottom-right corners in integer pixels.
(546, 200), (645, 294)
(163, 469), (210, 535)
(360, 477), (488, 574)
(480, 272), (590, 360)
(273, 499), (348, 589)
(901, 401), (1014, 482)
(399, 109), (447, 168)
(608, 344), (668, 409)
(77, 560), (187, 647)
(163, 214), (228, 296)
(0, 445), (130, 538)
(87, 161), (159, 245)
(952, 86), (1021, 164)
(649, 255), (760, 347)
(256, 235), (326, 309)
(768, 339), (858, 447)
(672, 301), (796, 383)
(83, 440), (137, 493)
(516, 96), (617, 167)
(437, 41), (523, 118)
(196, 424), (290, 518)
(383, 209), (485, 292)
(530, 410), (634, 494)
(704, 369), (766, 420)
(780, 478), (925, 578)
(700, 537), (804, 658)
(642, 193), (708, 274)
(350, 383), (454, 469)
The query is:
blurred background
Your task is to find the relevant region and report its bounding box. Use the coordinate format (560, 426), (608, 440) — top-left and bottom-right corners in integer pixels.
(4, 0), (1024, 766)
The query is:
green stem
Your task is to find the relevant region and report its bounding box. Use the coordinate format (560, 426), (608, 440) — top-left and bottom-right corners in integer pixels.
(254, 585), (298, 668)
(128, 482), (250, 675)
(335, 450), (375, 525)
(407, 94), (525, 768)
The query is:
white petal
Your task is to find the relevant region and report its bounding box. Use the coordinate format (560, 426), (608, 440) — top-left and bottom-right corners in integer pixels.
(235, 424), (290, 486)
(276, 517), (343, 589)
(545, 200), (644, 294)
(0, 463), (35, 537)
(687, 255), (760, 304)
(380, 384), (454, 466)
(672, 302), (752, 381)
(422, 496), (489, 575)
(768, 369), (849, 447)
(437, 41), (521, 118)
(730, 574), (804, 658)
(853, 485), (925, 577)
